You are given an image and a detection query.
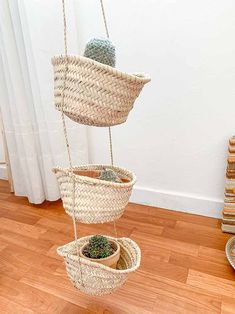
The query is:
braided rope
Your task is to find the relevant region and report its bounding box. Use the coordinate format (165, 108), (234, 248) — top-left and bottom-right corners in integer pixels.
(61, 0), (72, 168)
(60, 0), (118, 286)
(102, 0), (115, 222)
(108, 126), (114, 166)
(61, 0), (83, 285)
(59, 1), (130, 288)
(113, 220), (118, 238)
(100, 0), (110, 38)
(99, 0), (114, 167)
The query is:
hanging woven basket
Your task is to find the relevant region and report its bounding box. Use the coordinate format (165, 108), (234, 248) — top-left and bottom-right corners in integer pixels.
(52, 55), (150, 127)
(53, 164), (136, 224)
(57, 235), (141, 296)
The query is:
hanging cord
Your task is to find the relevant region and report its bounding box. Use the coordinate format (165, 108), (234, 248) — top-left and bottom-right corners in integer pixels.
(108, 127), (114, 166)
(100, 0), (118, 237)
(100, 0), (114, 167)
(72, 176), (84, 285)
(100, 0), (110, 38)
(113, 220), (118, 238)
(62, 0), (68, 56)
(61, 0), (72, 168)
(61, 0), (83, 285)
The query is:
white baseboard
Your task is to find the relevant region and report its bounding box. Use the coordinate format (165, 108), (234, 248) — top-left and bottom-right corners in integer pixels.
(0, 164), (7, 180)
(130, 185), (223, 219)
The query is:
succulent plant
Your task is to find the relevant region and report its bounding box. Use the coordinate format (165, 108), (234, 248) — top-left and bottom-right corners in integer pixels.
(83, 235), (113, 259)
(83, 38), (116, 67)
(98, 169), (122, 183)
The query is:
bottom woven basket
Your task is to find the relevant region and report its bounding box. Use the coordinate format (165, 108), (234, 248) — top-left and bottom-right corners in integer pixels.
(57, 235), (141, 296)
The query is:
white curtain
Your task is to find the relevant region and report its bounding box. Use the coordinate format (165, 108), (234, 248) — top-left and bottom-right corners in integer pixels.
(0, 0), (88, 203)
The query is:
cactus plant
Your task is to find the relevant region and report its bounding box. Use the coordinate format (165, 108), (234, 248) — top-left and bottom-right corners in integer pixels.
(98, 169), (122, 183)
(83, 38), (116, 67)
(82, 235), (113, 259)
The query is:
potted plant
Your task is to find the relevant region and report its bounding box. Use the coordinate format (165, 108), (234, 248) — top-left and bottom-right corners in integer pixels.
(80, 235), (120, 269)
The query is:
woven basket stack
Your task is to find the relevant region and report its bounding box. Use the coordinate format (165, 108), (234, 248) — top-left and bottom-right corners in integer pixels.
(222, 136), (235, 233)
(52, 0), (150, 296)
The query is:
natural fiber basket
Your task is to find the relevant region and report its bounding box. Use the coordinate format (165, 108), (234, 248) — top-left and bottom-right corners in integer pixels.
(57, 235), (141, 296)
(52, 164), (136, 224)
(52, 55), (150, 127)
(225, 236), (235, 269)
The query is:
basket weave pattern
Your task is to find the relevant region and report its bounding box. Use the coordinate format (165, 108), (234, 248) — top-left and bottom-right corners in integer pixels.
(225, 236), (235, 269)
(53, 165), (136, 224)
(52, 55), (150, 127)
(57, 235), (141, 296)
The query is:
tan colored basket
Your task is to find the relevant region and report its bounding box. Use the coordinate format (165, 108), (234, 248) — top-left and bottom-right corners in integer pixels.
(51, 55), (150, 127)
(52, 164), (136, 224)
(57, 235), (141, 296)
(225, 236), (235, 269)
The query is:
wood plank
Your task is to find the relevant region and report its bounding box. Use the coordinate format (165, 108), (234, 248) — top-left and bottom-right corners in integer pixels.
(162, 221), (230, 250)
(221, 297), (235, 314)
(127, 203), (220, 228)
(0, 217), (47, 239)
(0, 229), (54, 254)
(153, 294), (220, 314)
(1, 245), (61, 275)
(169, 251), (235, 281)
(0, 207), (40, 225)
(132, 229), (199, 257)
(0, 295), (35, 314)
(0, 275), (78, 314)
(59, 303), (87, 314)
(37, 216), (136, 239)
(198, 246), (229, 266)
(0, 246), (30, 280)
(0, 238), (8, 252)
(123, 206), (177, 228)
(20, 268), (156, 313)
(132, 271), (221, 313)
(187, 270), (235, 298)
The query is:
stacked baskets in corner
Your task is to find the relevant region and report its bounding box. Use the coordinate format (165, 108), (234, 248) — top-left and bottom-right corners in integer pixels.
(52, 52), (150, 295)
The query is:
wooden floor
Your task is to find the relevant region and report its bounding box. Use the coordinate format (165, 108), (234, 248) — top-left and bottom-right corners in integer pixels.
(0, 180), (234, 314)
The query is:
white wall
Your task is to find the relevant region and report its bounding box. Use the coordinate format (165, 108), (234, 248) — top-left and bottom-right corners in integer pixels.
(72, 0), (235, 218)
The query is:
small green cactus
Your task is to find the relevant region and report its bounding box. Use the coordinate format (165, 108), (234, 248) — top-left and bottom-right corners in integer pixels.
(83, 38), (116, 67)
(98, 169), (122, 183)
(83, 235), (112, 259)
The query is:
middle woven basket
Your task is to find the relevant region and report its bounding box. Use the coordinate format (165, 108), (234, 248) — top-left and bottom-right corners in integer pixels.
(53, 164), (136, 224)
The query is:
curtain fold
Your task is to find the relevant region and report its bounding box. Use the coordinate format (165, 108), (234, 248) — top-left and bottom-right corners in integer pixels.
(0, 0), (88, 203)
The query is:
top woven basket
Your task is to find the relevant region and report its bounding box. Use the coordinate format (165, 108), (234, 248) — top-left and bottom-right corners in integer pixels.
(52, 55), (150, 127)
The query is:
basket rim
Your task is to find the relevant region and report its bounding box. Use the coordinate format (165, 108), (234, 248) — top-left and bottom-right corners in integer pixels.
(51, 55), (151, 84)
(52, 164), (137, 188)
(225, 235), (235, 270)
(57, 235), (141, 274)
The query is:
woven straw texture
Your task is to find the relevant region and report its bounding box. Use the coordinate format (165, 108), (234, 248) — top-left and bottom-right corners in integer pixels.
(52, 164), (136, 224)
(225, 236), (235, 269)
(52, 55), (150, 127)
(57, 235), (141, 296)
